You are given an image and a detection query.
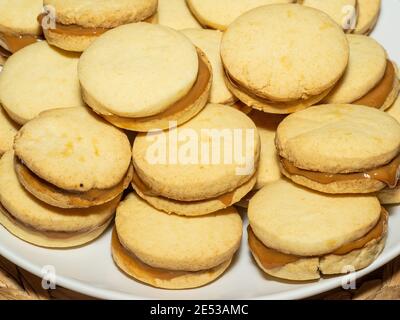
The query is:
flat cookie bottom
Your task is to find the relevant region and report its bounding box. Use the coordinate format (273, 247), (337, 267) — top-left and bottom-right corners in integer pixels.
(378, 186), (400, 204)
(15, 160), (133, 208)
(0, 204), (112, 248)
(281, 166), (386, 194)
(83, 48), (212, 132)
(133, 174), (257, 216)
(250, 232), (387, 282)
(43, 28), (97, 52)
(111, 228), (232, 289)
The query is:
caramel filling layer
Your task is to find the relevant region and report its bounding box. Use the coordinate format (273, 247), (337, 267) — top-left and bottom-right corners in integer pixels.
(15, 158), (132, 204)
(101, 49), (211, 127)
(0, 202), (111, 239)
(132, 166), (236, 206)
(0, 32), (42, 53)
(224, 68), (331, 112)
(353, 60), (396, 109)
(38, 13), (156, 37)
(281, 154), (400, 188)
(248, 209), (387, 269)
(0, 45), (11, 58)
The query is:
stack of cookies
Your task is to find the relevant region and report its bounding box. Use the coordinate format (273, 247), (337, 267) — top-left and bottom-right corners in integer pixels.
(1, 0), (399, 289)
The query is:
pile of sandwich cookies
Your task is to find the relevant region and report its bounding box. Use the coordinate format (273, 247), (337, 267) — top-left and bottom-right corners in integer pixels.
(0, 0), (399, 289)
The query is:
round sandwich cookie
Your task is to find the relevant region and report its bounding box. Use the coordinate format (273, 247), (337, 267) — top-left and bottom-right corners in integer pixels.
(182, 29), (236, 105)
(186, 0), (295, 31)
(132, 104), (260, 216)
(112, 192), (242, 289)
(0, 107), (19, 156)
(276, 104), (400, 194)
(248, 180), (388, 281)
(40, 0), (158, 52)
(0, 0), (43, 60)
(324, 35), (399, 111)
(158, 0), (202, 30)
(298, 0), (357, 32)
(79, 23), (212, 132)
(354, 0), (381, 35)
(0, 151), (120, 248)
(13, 107), (132, 209)
(221, 4), (349, 114)
(0, 41), (85, 125)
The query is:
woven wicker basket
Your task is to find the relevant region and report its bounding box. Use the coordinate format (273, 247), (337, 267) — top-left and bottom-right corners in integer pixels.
(1, 254), (399, 300)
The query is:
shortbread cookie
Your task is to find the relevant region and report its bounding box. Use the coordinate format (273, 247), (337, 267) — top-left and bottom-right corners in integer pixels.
(182, 29), (236, 105)
(13, 107), (132, 208)
(0, 0), (43, 57)
(187, 0), (294, 31)
(299, 0), (357, 32)
(132, 104), (260, 215)
(0, 107), (19, 155)
(221, 4), (349, 113)
(112, 192), (242, 289)
(276, 104), (400, 194)
(248, 180), (387, 281)
(0, 41), (85, 125)
(0, 151), (119, 248)
(41, 0), (158, 52)
(158, 0), (202, 30)
(324, 35), (399, 110)
(79, 23), (211, 132)
(354, 0), (381, 35)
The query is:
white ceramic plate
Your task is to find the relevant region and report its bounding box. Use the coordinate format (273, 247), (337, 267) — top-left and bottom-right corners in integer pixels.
(1, 0), (400, 300)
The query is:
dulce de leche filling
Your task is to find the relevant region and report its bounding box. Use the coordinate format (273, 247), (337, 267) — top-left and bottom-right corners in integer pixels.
(37, 13), (156, 37)
(0, 32), (42, 54)
(248, 209), (387, 269)
(280, 154), (400, 188)
(353, 60), (396, 109)
(132, 166), (235, 206)
(15, 158), (132, 206)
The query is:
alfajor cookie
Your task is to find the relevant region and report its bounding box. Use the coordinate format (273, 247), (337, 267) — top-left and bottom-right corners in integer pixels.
(0, 41), (85, 125)
(112, 192), (242, 289)
(132, 103), (260, 216)
(79, 23), (212, 132)
(276, 104), (400, 194)
(0, 151), (119, 248)
(13, 107), (132, 209)
(354, 0), (381, 35)
(324, 35), (399, 111)
(221, 4), (349, 114)
(0, 0), (43, 60)
(40, 0), (158, 52)
(0, 107), (19, 156)
(186, 0), (295, 31)
(182, 29), (236, 105)
(299, 0), (357, 32)
(158, 0), (202, 30)
(248, 180), (387, 281)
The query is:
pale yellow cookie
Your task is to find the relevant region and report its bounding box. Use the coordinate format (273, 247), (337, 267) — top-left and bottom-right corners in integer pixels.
(133, 104), (260, 202)
(354, 0), (381, 35)
(158, 0), (202, 30)
(42, 0), (158, 52)
(0, 151), (119, 248)
(221, 4), (349, 103)
(0, 41), (85, 125)
(187, 0), (294, 31)
(13, 108), (132, 208)
(112, 192), (242, 289)
(182, 29), (236, 105)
